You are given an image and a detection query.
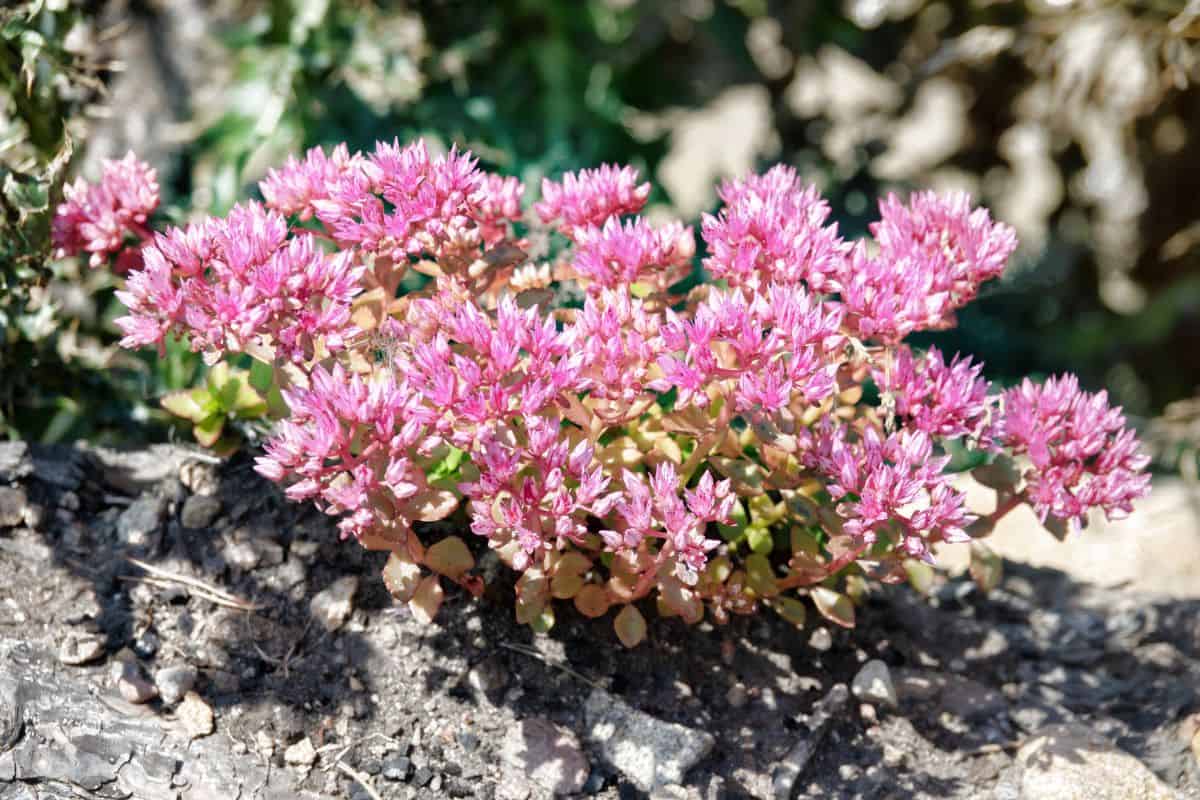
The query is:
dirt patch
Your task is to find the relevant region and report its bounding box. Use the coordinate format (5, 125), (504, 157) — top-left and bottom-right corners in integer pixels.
(1, 441), (1197, 799)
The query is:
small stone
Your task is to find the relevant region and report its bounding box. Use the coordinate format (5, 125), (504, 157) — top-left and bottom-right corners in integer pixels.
(117, 493), (167, 545)
(500, 718), (589, 795)
(582, 770), (606, 794)
(0, 486), (28, 528)
(851, 660), (897, 709)
(222, 540), (260, 572)
(467, 656), (509, 695)
(382, 754), (412, 781)
(584, 687), (714, 792)
(808, 627), (833, 652)
(58, 633), (105, 666)
(180, 494), (221, 529)
(132, 628), (160, 659)
(0, 442), (32, 483)
(112, 661), (157, 704)
(650, 785), (689, 799)
(771, 683), (850, 800)
(310, 576), (359, 632)
(1018, 724), (1178, 800)
(155, 665), (197, 705)
(726, 683), (748, 708)
(284, 736), (318, 766)
(413, 766), (433, 787)
(177, 691), (214, 738)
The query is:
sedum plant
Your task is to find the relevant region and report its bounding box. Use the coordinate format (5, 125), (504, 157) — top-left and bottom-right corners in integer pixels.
(54, 139), (1152, 645)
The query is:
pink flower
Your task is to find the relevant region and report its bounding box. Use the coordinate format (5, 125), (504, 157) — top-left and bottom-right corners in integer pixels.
(256, 363), (434, 540)
(461, 418), (616, 569)
(702, 165), (849, 292)
(875, 346), (994, 441)
(571, 216), (695, 291)
(474, 172), (525, 247)
(52, 152), (159, 268)
(872, 191), (1016, 309)
(114, 202), (363, 363)
(396, 292), (584, 445)
(845, 192), (1017, 343)
(601, 463), (731, 577)
(802, 423), (974, 562)
(534, 164), (650, 236)
(1000, 375), (1151, 532)
(259, 143), (365, 220)
(312, 139), (486, 263)
(654, 284), (844, 414)
(569, 289), (664, 414)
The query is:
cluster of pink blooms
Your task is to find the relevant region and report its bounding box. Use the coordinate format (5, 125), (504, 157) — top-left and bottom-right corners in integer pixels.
(52, 152), (160, 270)
(56, 137), (1153, 632)
(114, 203), (363, 364)
(874, 346), (993, 441)
(802, 423), (973, 562)
(1000, 375), (1152, 531)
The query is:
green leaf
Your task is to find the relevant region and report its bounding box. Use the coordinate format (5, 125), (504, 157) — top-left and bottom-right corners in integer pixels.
(248, 358), (275, 393)
(968, 542), (1003, 593)
(574, 584), (611, 618)
(193, 414), (226, 448)
(772, 596), (807, 627)
(971, 456), (1022, 491)
(659, 575), (703, 623)
(382, 551), (423, 601)
(408, 575), (444, 623)
(747, 526), (774, 555)
(708, 457), (766, 495)
(428, 445), (466, 483)
(903, 559), (936, 595)
(425, 536), (474, 579)
(745, 553), (779, 596)
(717, 498), (749, 542)
(811, 587), (855, 628)
(161, 390), (207, 422)
(613, 604), (646, 648)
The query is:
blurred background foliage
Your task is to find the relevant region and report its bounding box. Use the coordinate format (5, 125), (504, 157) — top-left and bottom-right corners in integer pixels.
(3, 0), (1200, 471)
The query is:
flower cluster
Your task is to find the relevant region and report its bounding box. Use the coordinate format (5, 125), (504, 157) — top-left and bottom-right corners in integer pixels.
(114, 203), (363, 364)
(52, 152), (159, 269)
(875, 346), (993, 441)
(702, 165), (848, 293)
(1000, 375), (1152, 532)
(81, 136), (1152, 644)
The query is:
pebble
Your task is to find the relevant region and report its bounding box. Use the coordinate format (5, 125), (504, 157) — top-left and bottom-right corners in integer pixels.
(500, 717), (589, 795)
(310, 575), (359, 632)
(111, 660), (158, 704)
(726, 683), (748, 708)
(1017, 723), (1179, 800)
(772, 684), (850, 799)
(383, 754), (412, 781)
(177, 691), (214, 738)
(0, 486), (29, 528)
(180, 494), (222, 529)
(851, 660), (897, 709)
(466, 656), (510, 695)
(58, 633), (105, 666)
(584, 687), (714, 792)
(117, 493), (167, 545)
(222, 540), (260, 572)
(284, 736), (318, 766)
(155, 665), (197, 706)
(808, 627), (833, 652)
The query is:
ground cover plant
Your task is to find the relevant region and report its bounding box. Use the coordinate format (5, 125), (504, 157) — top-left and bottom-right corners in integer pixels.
(51, 140), (1152, 646)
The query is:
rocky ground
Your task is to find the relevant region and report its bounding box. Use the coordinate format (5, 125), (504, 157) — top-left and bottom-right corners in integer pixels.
(1, 440), (1198, 799)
